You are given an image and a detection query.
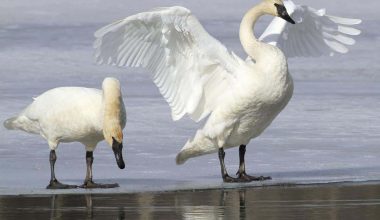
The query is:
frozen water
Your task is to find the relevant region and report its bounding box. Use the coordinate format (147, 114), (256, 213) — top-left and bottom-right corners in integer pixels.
(0, 0), (379, 195)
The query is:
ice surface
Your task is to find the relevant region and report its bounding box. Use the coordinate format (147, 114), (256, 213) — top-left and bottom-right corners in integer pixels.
(0, 0), (379, 195)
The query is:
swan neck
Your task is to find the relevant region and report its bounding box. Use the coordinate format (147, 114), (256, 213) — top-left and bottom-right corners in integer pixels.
(102, 79), (124, 147)
(239, 3), (266, 61)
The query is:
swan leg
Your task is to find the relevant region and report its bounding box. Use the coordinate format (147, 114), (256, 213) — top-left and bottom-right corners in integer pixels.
(80, 151), (119, 189)
(218, 148), (249, 183)
(46, 150), (78, 189)
(236, 145), (271, 181)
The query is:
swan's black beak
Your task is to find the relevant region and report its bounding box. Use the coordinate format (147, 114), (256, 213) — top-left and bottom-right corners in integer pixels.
(275, 3), (295, 24)
(112, 137), (125, 169)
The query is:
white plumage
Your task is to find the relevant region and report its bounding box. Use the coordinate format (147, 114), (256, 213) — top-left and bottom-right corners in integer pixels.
(94, 6), (240, 123)
(5, 87), (102, 147)
(4, 78), (126, 150)
(93, 0), (360, 182)
(259, 0), (362, 57)
(4, 77), (127, 188)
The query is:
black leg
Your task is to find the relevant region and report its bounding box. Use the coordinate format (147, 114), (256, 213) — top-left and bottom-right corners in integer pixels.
(236, 145), (271, 181)
(85, 151), (94, 183)
(46, 150), (77, 189)
(80, 151), (119, 189)
(237, 145), (246, 175)
(49, 150), (57, 182)
(218, 148), (245, 183)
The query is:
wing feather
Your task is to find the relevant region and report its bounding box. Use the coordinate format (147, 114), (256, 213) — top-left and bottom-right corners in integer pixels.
(259, 0), (361, 57)
(327, 16), (362, 25)
(94, 6), (242, 122)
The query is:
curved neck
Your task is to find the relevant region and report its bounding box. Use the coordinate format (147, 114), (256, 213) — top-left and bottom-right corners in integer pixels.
(102, 85), (124, 147)
(239, 3), (267, 61)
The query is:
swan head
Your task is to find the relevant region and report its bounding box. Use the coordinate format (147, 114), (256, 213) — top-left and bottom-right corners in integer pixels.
(263, 0), (295, 24)
(102, 77), (126, 169)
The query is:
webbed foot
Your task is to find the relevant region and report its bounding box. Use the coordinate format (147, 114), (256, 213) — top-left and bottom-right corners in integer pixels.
(46, 179), (78, 189)
(236, 172), (271, 181)
(80, 180), (119, 189)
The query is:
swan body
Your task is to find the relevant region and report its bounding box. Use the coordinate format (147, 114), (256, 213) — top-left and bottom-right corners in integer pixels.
(94, 0), (360, 182)
(4, 77), (126, 188)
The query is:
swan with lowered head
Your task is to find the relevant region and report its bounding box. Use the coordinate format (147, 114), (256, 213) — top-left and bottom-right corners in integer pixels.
(3, 77), (126, 189)
(93, 0), (360, 182)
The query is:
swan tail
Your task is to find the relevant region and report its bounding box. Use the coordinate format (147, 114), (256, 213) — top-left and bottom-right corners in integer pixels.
(176, 117), (237, 165)
(3, 117), (18, 130)
(176, 129), (218, 165)
(3, 116), (40, 134)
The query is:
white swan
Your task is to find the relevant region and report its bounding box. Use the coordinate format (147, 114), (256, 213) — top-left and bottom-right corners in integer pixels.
(3, 77), (127, 189)
(93, 0), (360, 182)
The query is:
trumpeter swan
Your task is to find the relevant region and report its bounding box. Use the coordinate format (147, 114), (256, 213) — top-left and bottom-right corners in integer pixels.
(3, 77), (126, 189)
(93, 0), (360, 182)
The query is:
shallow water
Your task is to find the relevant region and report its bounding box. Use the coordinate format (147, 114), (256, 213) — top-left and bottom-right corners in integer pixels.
(1, 183), (380, 220)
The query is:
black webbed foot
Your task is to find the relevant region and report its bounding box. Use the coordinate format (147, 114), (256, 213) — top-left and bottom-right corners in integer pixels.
(46, 179), (78, 189)
(80, 180), (119, 189)
(236, 172), (271, 181)
(223, 174), (253, 183)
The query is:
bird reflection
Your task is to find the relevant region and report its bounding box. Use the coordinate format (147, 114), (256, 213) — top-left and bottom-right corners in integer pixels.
(85, 194), (93, 219)
(239, 189), (247, 220)
(180, 189), (248, 220)
(2, 184), (380, 220)
(50, 194), (62, 220)
(49, 194), (127, 220)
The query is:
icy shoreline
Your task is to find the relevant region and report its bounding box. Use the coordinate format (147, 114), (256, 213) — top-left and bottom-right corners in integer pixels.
(2, 178), (380, 196)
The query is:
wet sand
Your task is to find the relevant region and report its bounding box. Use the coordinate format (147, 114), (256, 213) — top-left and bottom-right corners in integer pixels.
(1, 182), (380, 219)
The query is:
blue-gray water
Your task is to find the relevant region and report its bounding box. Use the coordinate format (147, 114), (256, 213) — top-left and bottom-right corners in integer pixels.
(1, 183), (380, 220)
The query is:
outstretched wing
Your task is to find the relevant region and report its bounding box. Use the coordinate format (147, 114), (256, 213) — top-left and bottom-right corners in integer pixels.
(259, 0), (362, 57)
(94, 6), (243, 122)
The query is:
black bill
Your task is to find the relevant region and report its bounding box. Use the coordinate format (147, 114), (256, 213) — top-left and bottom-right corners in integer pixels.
(112, 137), (125, 169)
(274, 3), (296, 24)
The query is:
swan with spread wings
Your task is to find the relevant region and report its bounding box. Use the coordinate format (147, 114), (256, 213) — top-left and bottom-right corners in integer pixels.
(94, 0), (360, 182)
